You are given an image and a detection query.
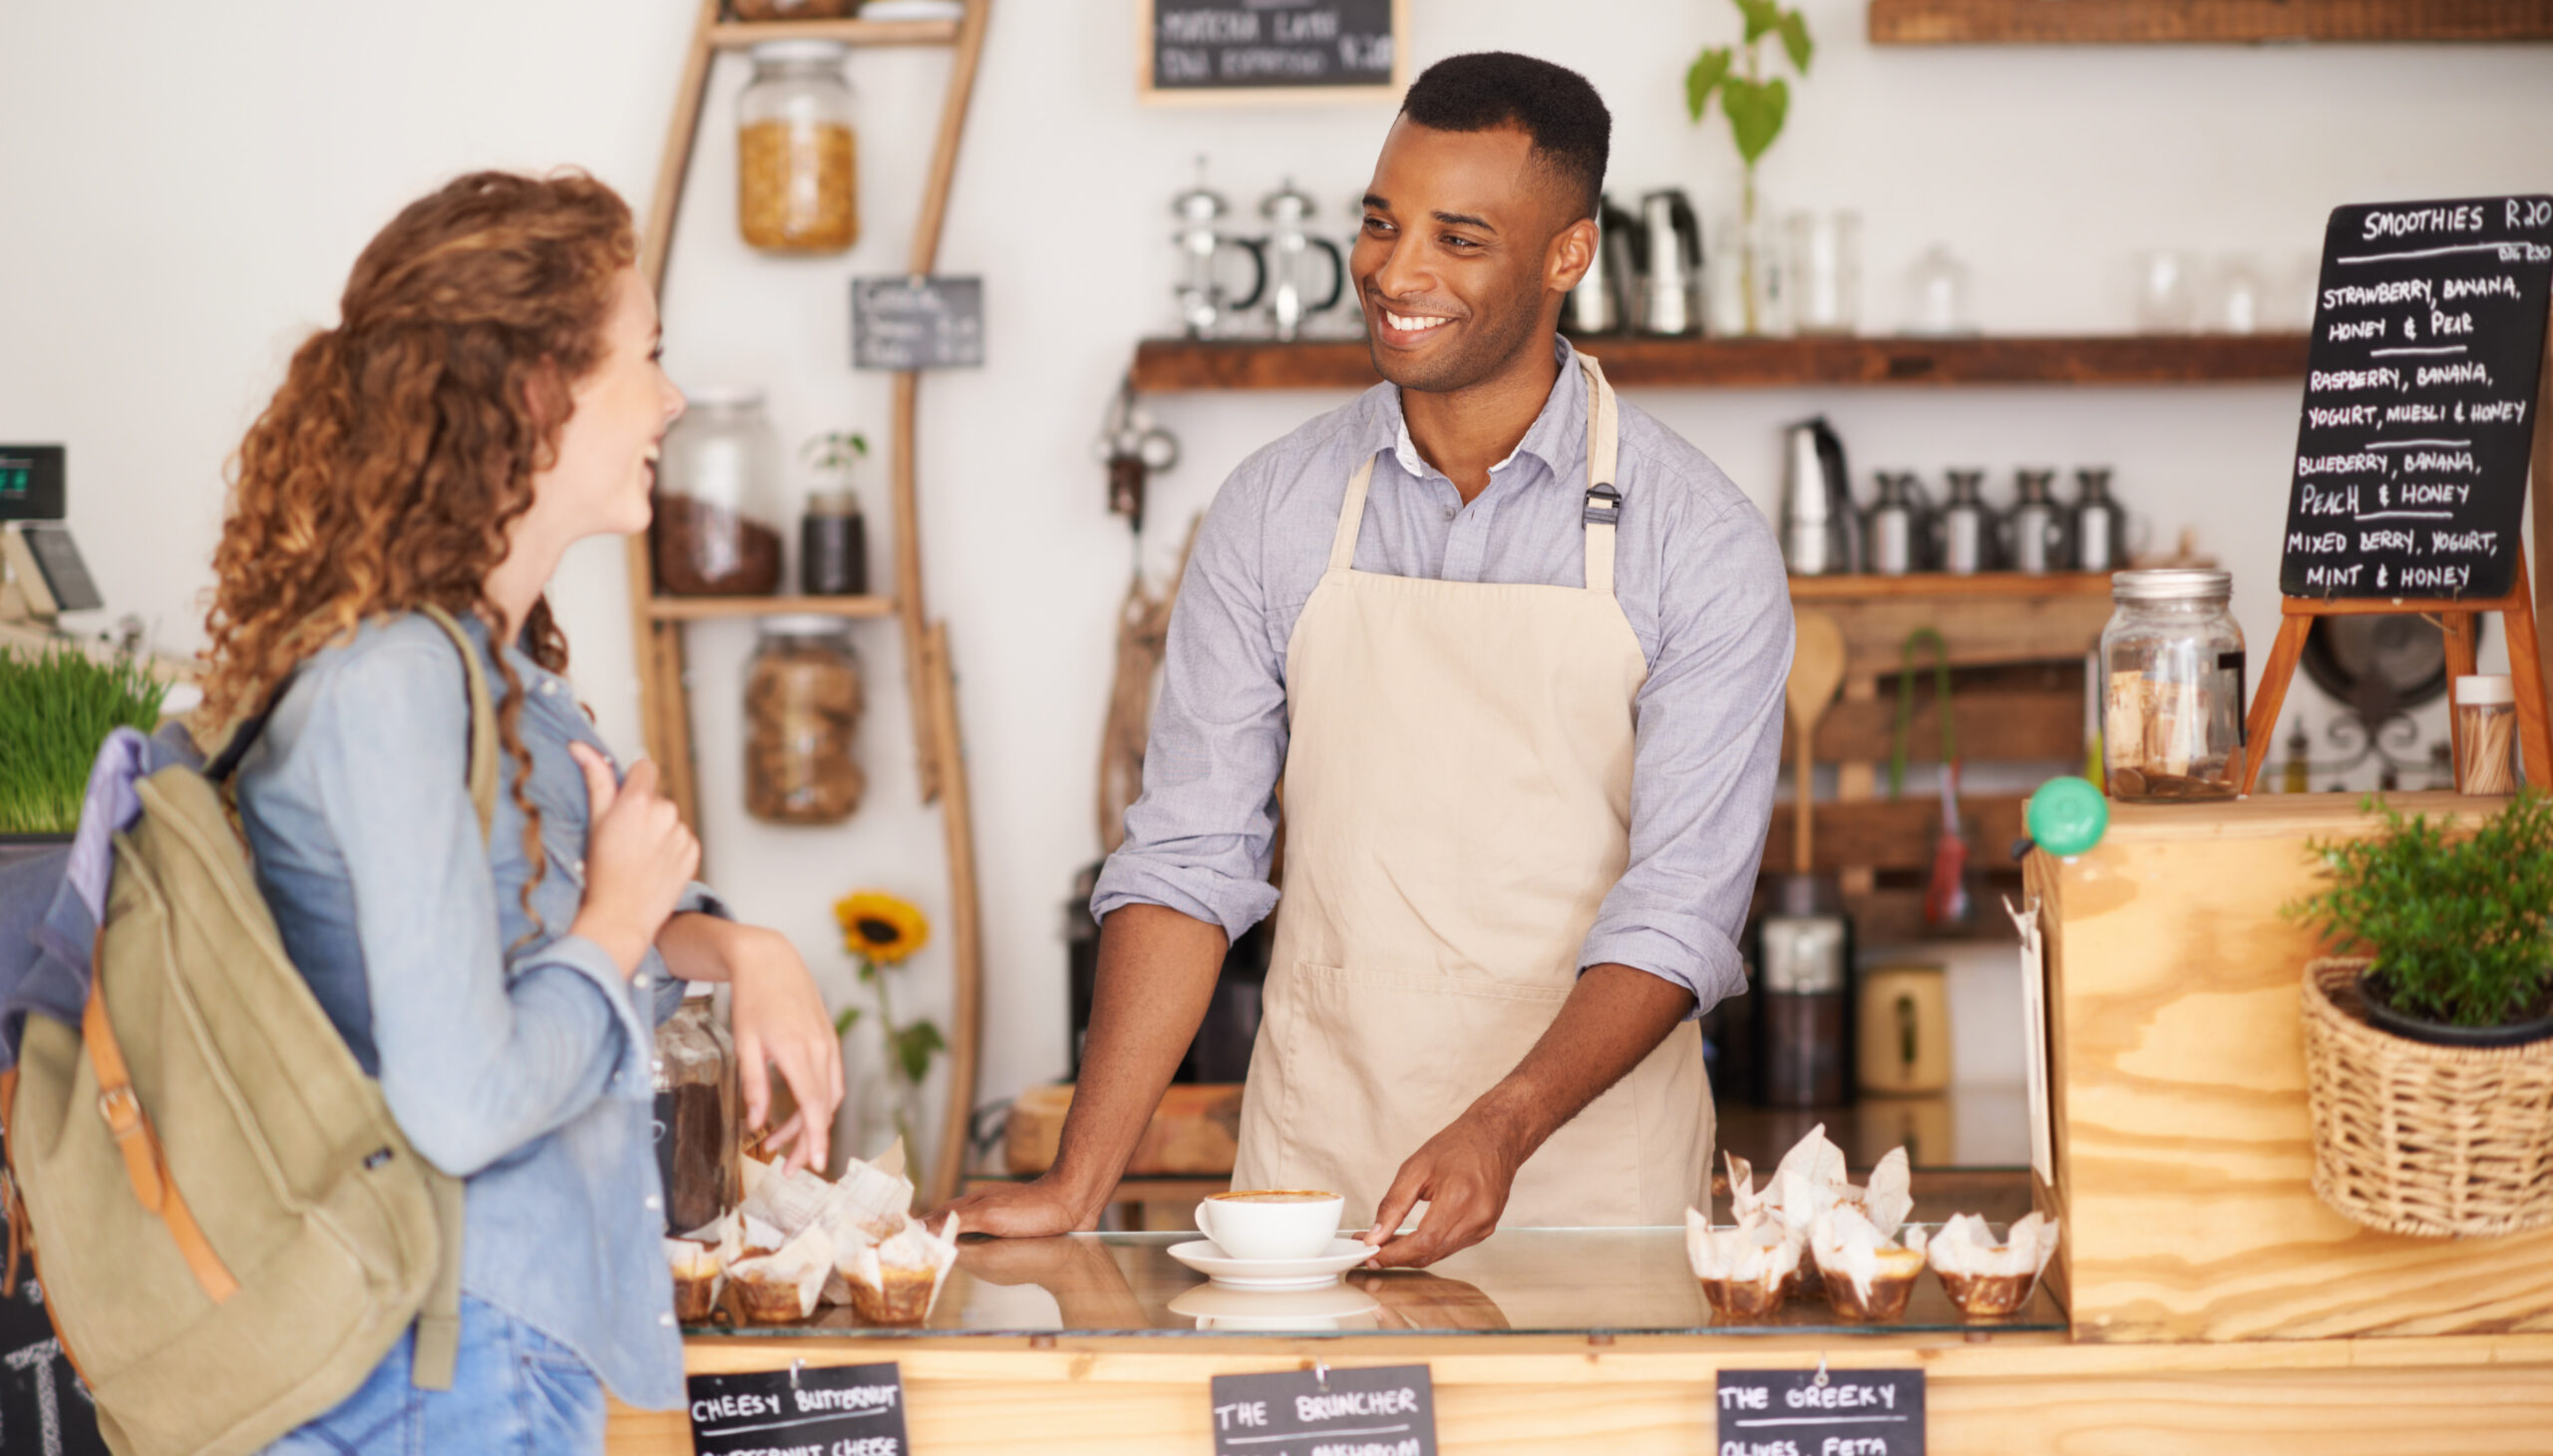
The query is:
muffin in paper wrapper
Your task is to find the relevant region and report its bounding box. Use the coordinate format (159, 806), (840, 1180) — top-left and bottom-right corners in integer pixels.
(664, 1212), (742, 1323)
(1810, 1205), (1929, 1323)
(841, 1213), (961, 1324)
(1927, 1211), (2058, 1317)
(1684, 1209), (1802, 1317)
(726, 1222), (833, 1323)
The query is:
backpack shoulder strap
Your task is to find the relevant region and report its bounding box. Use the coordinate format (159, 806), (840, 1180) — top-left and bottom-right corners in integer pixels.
(404, 603), (500, 1391)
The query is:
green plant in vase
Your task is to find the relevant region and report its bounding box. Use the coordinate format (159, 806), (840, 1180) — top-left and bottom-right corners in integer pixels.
(2286, 790), (2553, 1034)
(1685, 0), (1813, 336)
(832, 890), (944, 1158)
(0, 644), (169, 835)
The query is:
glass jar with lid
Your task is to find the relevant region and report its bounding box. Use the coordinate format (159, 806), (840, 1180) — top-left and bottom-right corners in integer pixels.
(744, 616), (866, 824)
(738, 40), (859, 253)
(654, 388), (785, 597)
(2100, 568), (2246, 802)
(651, 987), (739, 1236)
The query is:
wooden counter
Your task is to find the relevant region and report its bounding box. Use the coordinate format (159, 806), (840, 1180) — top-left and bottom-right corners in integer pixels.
(608, 792), (2553, 1454)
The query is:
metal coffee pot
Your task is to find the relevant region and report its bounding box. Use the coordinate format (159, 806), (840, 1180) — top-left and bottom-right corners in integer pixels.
(2002, 468), (2069, 575)
(1779, 417), (1859, 576)
(1170, 159), (1265, 339)
(1935, 469), (1992, 575)
(1562, 194), (1639, 335)
(2069, 467), (2127, 572)
(1864, 472), (1922, 576)
(1259, 180), (1345, 342)
(1634, 189), (1703, 336)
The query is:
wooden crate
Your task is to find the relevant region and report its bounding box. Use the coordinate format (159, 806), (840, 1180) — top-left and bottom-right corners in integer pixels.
(2025, 794), (2553, 1341)
(1003, 1082), (1242, 1178)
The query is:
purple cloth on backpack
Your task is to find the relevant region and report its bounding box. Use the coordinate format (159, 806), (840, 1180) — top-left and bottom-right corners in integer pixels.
(0, 725), (200, 1072)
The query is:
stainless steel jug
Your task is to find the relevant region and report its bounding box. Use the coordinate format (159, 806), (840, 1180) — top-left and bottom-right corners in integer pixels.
(1865, 472), (1919, 576)
(1936, 469), (1991, 575)
(1779, 417), (1858, 576)
(1635, 189), (1702, 336)
(2004, 468), (2067, 575)
(2070, 467), (2125, 572)
(1562, 195), (1638, 335)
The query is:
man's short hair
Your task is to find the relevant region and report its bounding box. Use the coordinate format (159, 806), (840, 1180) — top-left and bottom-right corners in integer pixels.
(1399, 52), (1610, 221)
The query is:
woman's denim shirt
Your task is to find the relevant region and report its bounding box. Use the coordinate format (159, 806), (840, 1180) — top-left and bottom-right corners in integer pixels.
(234, 611), (712, 1409)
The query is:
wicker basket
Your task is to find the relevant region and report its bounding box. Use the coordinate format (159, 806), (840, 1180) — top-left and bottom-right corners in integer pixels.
(2301, 957), (2553, 1239)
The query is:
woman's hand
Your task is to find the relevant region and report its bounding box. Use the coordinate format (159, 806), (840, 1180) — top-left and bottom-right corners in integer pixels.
(565, 742), (699, 975)
(721, 925), (845, 1175)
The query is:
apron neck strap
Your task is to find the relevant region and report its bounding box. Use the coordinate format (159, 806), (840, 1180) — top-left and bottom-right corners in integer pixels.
(1328, 349), (1625, 587)
(1578, 351), (1623, 597)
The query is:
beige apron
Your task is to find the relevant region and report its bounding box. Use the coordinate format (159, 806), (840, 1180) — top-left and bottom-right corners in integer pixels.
(1233, 352), (1711, 1230)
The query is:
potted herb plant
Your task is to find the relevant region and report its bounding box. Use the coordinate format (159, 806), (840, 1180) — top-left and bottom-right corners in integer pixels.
(0, 643), (170, 867)
(2286, 791), (2553, 1238)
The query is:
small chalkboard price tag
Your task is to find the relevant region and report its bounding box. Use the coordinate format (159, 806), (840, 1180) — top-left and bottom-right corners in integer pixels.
(1715, 1367), (1924, 1456)
(852, 275), (984, 371)
(1210, 1362), (1436, 1456)
(688, 1361), (910, 1456)
(2280, 194), (2553, 600)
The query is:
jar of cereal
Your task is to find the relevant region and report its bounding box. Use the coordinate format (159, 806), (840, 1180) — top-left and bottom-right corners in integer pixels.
(738, 41), (858, 253)
(744, 616), (866, 824)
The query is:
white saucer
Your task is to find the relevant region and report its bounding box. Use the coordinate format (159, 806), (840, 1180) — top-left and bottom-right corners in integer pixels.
(1167, 1281), (1381, 1329)
(1167, 1237), (1375, 1289)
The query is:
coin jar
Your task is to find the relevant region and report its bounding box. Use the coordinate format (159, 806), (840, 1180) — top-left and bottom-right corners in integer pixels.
(744, 615), (866, 824)
(737, 41), (858, 253)
(2453, 674), (2519, 796)
(653, 389), (786, 596)
(2100, 569), (2246, 802)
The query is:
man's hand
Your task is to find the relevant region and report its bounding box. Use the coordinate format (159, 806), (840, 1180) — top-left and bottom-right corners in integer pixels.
(1359, 1097), (1532, 1269)
(933, 1173), (1104, 1240)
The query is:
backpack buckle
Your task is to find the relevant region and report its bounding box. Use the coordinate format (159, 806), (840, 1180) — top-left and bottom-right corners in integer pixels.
(1584, 482), (1622, 527)
(97, 1085), (142, 1136)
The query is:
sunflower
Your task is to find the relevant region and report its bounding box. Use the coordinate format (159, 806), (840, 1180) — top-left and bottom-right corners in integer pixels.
(835, 891), (928, 964)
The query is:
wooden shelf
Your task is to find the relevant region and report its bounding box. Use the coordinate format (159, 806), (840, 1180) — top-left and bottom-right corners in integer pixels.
(1869, 0), (2553, 45)
(1129, 333), (2310, 392)
(1788, 570), (2113, 601)
(709, 17), (960, 47)
(643, 593), (897, 621)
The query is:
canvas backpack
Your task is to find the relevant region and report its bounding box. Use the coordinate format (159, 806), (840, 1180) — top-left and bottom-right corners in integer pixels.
(0, 605), (493, 1456)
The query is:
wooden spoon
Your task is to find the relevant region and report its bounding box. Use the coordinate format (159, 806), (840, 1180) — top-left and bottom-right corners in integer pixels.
(1786, 610), (1848, 877)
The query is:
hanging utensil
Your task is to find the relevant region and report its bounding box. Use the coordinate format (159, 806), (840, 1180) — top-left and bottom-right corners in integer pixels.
(1786, 611), (1848, 875)
(1093, 373), (1178, 535)
(1890, 628), (1970, 928)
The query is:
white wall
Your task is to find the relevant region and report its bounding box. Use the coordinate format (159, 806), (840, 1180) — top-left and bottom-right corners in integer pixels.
(4, 3), (2550, 1161)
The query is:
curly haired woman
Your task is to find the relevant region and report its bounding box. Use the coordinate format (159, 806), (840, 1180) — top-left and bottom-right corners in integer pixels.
(202, 171), (843, 1452)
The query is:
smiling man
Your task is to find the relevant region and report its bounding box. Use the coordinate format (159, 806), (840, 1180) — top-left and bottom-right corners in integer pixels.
(947, 53), (1791, 1266)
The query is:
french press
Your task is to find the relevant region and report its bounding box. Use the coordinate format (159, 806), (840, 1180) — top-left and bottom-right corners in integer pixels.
(1170, 158), (1265, 339)
(1259, 180), (1345, 342)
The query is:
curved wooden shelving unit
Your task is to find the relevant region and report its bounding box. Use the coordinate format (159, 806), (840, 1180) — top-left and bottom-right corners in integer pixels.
(1130, 332), (2311, 393)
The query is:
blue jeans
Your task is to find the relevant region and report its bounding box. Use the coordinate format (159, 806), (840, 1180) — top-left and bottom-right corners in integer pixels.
(260, 1296), (605, 1455)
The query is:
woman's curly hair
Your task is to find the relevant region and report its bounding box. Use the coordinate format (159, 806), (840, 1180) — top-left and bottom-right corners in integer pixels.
(201, 170), (637, 927)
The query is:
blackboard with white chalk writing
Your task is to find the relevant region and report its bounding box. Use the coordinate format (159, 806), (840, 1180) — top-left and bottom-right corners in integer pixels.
(687, 1361), (909, 1456)
(1143, 0), (1403, 100)
(0, 1145), (107, 1456)
(1716, 1368), (1924, 1456)
(852, 276), (983, 371)
(1209, 1363), (1436, 1456)
(2281, 195), (2553, 600)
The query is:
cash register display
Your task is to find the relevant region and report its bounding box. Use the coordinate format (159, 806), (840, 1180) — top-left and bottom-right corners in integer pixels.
(0, 446), (67, 522)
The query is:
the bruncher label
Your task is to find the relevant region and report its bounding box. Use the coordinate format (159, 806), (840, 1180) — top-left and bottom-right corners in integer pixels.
(1210, 1363), (1438, 1456)
(2279, 194), (2553, 600)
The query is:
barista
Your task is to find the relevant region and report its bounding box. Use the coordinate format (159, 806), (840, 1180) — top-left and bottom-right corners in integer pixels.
(948, 53), (1790, 1267)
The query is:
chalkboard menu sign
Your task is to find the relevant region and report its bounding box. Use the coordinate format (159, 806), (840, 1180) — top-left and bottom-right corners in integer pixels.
(852, 276), (984, 371)
(1209, 1363), (1436, 1456)
(1141, 0), (1405, 101)
(1717, 1368), (1924, 1456)
(688, 1362), (909, 1456)
(0, 1150), (108, 1456)
(2280, 195), (2553, 600)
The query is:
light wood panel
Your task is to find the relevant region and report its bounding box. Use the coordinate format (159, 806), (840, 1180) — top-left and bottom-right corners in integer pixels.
(1128, 335), (2310, 392)
(607, 1332), (2553, 1455)
(1870, 0), (2553, 44)
(1002, 1083), (1243, 1177)
(1780, 686), (2082, 765)
(2028, 795), (2553, 1342)
(1763, 794), (2027, 877)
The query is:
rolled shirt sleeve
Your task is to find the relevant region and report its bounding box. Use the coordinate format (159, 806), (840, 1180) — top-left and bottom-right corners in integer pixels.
(1091, 456), (1288, 943)
(304, 640), (656, 1178)
(1579, 483), (1793, 1015)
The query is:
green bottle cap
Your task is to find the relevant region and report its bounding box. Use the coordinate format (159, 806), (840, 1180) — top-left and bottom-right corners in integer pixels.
(2027, 776), (2109, 859)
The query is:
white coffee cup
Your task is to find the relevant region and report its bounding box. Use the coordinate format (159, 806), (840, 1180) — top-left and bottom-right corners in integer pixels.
(1193, 1190), (1345, 1262)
